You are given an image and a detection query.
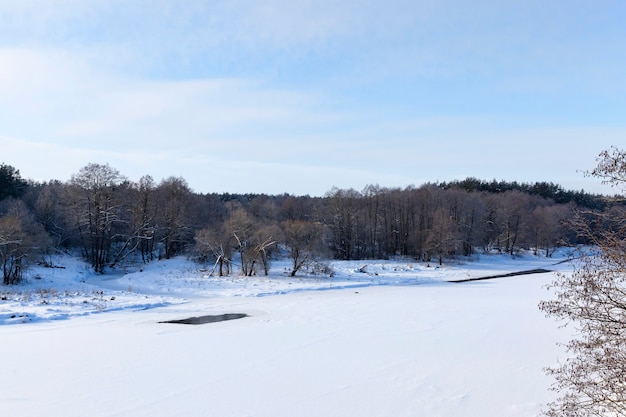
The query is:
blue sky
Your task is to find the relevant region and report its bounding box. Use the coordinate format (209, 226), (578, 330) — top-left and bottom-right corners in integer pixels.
(1, 0), (625, 195)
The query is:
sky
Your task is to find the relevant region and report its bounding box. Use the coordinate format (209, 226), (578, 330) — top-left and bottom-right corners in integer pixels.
(1, 0), (625, 196)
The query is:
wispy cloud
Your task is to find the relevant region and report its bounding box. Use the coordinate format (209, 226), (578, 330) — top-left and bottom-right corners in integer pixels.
(0, 1), (625, 195)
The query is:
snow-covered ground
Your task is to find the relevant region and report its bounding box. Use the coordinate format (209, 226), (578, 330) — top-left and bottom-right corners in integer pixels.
(0, 250), (575, 417)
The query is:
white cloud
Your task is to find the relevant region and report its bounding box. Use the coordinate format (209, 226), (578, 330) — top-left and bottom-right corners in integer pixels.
(1, 2), (625, 196)
(0, 45), (619, 196)
(0, 47), (330, 144)
(0, 1), (419, 50)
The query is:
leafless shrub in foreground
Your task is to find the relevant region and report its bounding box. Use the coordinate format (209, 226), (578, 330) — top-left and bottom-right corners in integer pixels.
(539, 147), (626, 417)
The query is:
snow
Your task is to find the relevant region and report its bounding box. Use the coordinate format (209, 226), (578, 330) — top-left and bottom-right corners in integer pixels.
(0, 250), (575, 417)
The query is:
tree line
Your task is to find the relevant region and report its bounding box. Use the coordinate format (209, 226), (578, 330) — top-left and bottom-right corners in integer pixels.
(0, 161), (619, 283)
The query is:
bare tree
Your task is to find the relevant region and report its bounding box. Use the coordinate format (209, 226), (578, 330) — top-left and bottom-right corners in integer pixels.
(455, 190), (485, 256)
(539, 148), (626, 417)
(224, 206), (264, 276)
(69, 163), (125, 273)
(409, 186), (436, 261)
(361, 184), (384, 258)
(33, 180), (71, 250)
(194, 223), (233, 277)
(531, 204), (569, 257)
(499, 191), (531, 255)
(0, 199), (50, 284)
(426, 206), (458, 265)
(156, 177), (193, 259)
(282, 220), (326, 276)
(325, 187), (360, 260)
(250, 223), (280, 276)
(130, 175), (158, 263)
(0, 214), (27, 284)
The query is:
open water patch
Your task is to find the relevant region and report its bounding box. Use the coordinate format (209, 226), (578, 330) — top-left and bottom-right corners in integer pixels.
(159, 313), (248, 325)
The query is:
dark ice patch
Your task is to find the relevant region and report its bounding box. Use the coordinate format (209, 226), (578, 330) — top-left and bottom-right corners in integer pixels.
(159, 313), (248, 325)
(450, 268), (552, 283)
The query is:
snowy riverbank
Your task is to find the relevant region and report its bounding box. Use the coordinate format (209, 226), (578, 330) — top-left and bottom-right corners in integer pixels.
(0, 250), (575, 417)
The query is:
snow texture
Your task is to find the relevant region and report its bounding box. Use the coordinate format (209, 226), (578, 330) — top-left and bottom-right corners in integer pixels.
(0, 250), (575, 417)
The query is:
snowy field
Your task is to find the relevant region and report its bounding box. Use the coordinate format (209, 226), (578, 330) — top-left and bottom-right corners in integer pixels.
(0, 251), (575, 417)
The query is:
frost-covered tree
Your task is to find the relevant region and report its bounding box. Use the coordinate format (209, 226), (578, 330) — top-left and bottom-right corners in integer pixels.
(539, 147), (626, 417)
(156, 177), (193, 259)
(123, 175), (158, 263)
(325, 187), (360, 260)
(69, 163), (126, 273)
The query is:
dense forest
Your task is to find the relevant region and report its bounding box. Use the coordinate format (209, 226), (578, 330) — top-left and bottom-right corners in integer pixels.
(0, 162), (620, 284)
